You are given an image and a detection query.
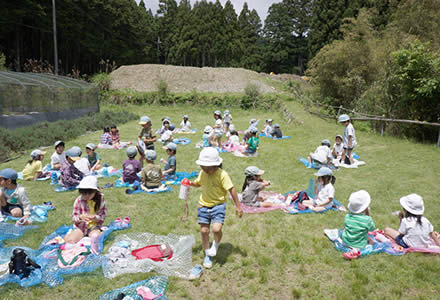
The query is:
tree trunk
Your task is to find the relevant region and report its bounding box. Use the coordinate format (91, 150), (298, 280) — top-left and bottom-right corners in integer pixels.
(16, 28), (21, 71)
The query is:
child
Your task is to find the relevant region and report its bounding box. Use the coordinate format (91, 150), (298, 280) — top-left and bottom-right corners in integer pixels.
(307, 139), (333, 166)
(64, 176), (107, 249)
(213, 110), (223, 147)
(241, 130), (251, 145)
(223, 110), (232, 133)
(161, 142), (177, 179)
(0, 168), (31, 218)
(85, 143), (102, 172)
(243, 127), (259, 155)
(123, 146), (142, 184)
(384, 194), (440, 248)
(101, 126), (113, 146)
(241, 166), (283, 207)
(332, 135), (344, 159)
(160, 119), (171, 135)
(263, 119), (274, 137)
(301, 167), (336, 212)
(160, 123), (174, 144)
(228, 126), (240, 145)
(72, 146), (91, 176)
(60, 148), (84, 188)
(189, 148), (243, 268)
(203, 126), (213, 148)
(248, 119), (259, 132)
(141, 150), (163, 189)
(22, 149), (46, 180)
(138, 116), (156, 151)
(180, 115), (191, 132)
(342, 190), (375, 259)
(272, 124), (283, 138)
(110, 125), (120, 147)
(51, 140), (66, 170)
(338, 114), (357, 165)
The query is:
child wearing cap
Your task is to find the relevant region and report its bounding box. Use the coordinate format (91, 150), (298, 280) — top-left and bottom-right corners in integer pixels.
(51, 141), (66, 170)
(338, 114), (357, 165)
(0, 168), (32, 218)
(189, 148), (243, 269)
(22, 149), (47, 180)
(223, 110), (232, 133)
(301, 167), (336, 212)
(307, 139), (333, 167)
(141, 150), (163, 189)
(180, 115), (192, 132)
(123, 146), (142, 184)
(60, 148), (84, 188)
(212, 110), (223, 147)
(342, 190), (375, 259)
(64, 176), (107, 249)
(85, 144), (102, 172)
(138, 116), (157, 151)
(248, 119), (259, 132)
(384, 194), (440, 248)
(242, 128), (259, 156)
(160, 121), (174, 145)
(272, 124), (283, 138)
(161, 143), (177, 179)
(332, 135), (344, 159)
(72, 146), (91, 176)
(263, 119), (274, 137)
(202, 126), (213, 148)
(241, 166), (283, 207)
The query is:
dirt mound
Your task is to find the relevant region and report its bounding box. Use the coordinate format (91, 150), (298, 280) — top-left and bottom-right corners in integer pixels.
(110, 64), (278, 93)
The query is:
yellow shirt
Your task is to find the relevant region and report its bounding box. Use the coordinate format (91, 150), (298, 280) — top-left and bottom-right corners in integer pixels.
(87, 200), (97, 228)
(22, 160), (42, 181)
(193, 168), (234, 207)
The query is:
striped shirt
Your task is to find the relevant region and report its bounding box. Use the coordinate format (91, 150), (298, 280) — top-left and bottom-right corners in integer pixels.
(342, 213), (375, 249)
(72, 194), (107, 235)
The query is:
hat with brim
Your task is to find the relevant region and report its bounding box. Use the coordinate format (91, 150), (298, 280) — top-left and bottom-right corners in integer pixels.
(400, 194), (424, 215)
(163, 142), (177, 151)
(30, 149), (46, 158)
(66, 148), (81, 161)
(245, 166), (264, 177)
(338, 114), (350, 123)
(321, 139), (331, 146)
(0, 168), (18, 180)
(314, 167), (333, 177)
(196, 147), (223, 166)
(348, 190), (371, 214)
(54, 140), (64, 148)
(139, 116), (151, 125)
(145, 150), (157, 161)
(86, 143), (96, 150)
(336, 135), (343, 140)
(77, 176), (98, 190)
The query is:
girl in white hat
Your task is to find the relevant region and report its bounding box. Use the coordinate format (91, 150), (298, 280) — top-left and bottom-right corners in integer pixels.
(22, 149), (47, 181)
(64, 176), (107, 250)
(384, 194), (440, 248)
(301, 167), (336, 212)
(212, 110), (224, 147)
(342, 190), (375, 259)
(189, 148), (242, 269)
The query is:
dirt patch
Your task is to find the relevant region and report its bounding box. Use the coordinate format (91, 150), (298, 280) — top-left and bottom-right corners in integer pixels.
(110, 64), (283, 93)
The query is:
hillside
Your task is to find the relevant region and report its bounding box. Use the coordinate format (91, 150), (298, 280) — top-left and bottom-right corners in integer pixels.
(110, 64), (298, 93)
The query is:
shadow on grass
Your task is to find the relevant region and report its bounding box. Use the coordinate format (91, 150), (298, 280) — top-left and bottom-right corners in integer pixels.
(192, 242), (247, 266)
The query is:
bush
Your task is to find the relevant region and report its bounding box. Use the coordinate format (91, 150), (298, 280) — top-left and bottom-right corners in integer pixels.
(91, 73), (111, 92)
(241, 83), (262, 109)
(0, 110), (138, 161)
(0, 52), (6, 70)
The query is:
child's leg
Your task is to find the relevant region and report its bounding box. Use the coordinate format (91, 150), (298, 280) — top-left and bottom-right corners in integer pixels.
(64, 228), (85, 244)
(212, 223), (223, 244)
(347, 149), (354, 164)
(384, 227), (400, 241)
(308, 154), (313, 164)
(200, 224), (211, 250)
(340, 149), (346, 162)
(302, 199), (314, 207)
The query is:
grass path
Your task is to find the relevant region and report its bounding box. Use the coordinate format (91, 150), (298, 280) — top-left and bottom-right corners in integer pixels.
(1, 102), (440, 299)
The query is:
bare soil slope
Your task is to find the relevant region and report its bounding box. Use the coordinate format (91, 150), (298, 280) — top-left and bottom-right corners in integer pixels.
(110, 64), (279, 93)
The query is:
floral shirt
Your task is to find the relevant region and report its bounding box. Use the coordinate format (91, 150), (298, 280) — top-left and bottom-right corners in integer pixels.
(60, 161), (83, 187)
(72, 194), (107, 234)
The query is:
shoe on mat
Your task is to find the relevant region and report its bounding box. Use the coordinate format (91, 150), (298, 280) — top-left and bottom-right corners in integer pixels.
(203, 255), (213, 269)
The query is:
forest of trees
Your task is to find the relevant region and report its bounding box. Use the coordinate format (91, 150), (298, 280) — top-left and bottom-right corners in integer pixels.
(0, 0), (390, 76)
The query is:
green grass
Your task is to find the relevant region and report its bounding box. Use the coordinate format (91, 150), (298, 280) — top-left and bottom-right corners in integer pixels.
(1, 101), (440, 299)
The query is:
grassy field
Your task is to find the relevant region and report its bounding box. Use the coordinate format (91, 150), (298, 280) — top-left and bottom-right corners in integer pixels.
(1, 100), (440, 299)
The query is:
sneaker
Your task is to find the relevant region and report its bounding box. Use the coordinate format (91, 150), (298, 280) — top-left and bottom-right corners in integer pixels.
(189, 264), (203, 280)
(203, 255), (213, 269)
(343, 249), (361, 260)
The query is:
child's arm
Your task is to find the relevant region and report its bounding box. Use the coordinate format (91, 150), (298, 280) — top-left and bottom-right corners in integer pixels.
(189, 181), (201, 187)
(347, 136), (353, 148)
(19, 188), (32, 217)
(228, 186), (243, 217)
(163, 165), (175, 175)
(317, 197), (333, 207)
(91, 159), (101, 171)
(430, 232), (440, 247)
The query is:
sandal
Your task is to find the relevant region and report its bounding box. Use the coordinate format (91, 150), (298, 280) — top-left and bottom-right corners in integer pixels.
(343, 249), (361, 260)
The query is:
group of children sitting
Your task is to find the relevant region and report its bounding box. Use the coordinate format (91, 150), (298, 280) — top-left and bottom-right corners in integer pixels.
(1, 111), (439, 272)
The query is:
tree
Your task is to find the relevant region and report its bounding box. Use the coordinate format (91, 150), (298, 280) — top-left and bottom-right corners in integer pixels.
(237, 3), (263, 71)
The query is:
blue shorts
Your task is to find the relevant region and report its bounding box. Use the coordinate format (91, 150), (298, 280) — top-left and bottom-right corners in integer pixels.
(245, 148), (256, 154)
(197, 203), (226, 225)
(343, 146), (354, 151)
(395, 234), (409, 248)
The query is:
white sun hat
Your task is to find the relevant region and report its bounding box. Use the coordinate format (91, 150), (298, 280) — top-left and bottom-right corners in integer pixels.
(77, 176), (98, 190)
(196, 147), (222, 166)
(400, 194), (424, 215)
(348, 190), (371, 214)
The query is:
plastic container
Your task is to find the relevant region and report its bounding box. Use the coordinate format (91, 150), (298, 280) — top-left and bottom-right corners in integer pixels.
(179, 178), (190, 200)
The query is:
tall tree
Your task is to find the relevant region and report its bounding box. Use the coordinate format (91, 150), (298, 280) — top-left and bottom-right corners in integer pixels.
(238, 3), (263, 71)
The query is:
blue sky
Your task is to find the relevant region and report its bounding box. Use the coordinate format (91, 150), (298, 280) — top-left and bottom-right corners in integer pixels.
(137, 0), (282, 21)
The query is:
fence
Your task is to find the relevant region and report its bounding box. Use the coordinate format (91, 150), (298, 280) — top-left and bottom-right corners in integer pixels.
(0, 71), (99, 129)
